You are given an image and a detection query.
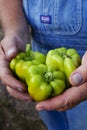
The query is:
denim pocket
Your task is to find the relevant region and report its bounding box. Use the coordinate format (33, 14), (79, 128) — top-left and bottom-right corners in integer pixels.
(23, 0), (82, 35)
(42, 0), (82, 35)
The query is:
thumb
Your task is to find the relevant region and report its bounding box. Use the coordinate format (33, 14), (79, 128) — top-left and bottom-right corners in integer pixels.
(1, 36), (26, 61)
(69, 66), (84, 86)
(5, 46), (19, 61)
(69, 52), (87, 86)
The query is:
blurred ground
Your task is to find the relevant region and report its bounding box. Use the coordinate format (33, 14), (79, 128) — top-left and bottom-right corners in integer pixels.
(0, 26), (47, 130)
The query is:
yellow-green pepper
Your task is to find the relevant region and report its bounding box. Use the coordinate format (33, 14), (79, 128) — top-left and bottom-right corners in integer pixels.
(26, 64), (65, 101)
(46, 47), (81, 81)
(10, 44), (46, 82)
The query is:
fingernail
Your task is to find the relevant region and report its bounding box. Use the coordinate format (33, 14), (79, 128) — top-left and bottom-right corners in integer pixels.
(36, 105), (45, 111)
(71, 73), (83, 85)
(7, 48), (15, 56)
(17, 88), (24, 92)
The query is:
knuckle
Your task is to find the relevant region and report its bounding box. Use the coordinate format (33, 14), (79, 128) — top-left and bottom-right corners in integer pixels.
(64, 96), (75, 109)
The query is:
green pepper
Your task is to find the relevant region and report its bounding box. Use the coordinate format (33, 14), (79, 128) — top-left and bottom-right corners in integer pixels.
(10, 44), (46, 82)
(26, 64), (65, 101)
(46, 47), (81, 81)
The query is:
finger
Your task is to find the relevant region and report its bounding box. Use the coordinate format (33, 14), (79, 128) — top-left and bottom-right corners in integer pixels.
(0, 36), (26, 61)
(0, 62), (27, 92)
(36, 95), (64, 111)
(0, 38), (18, 60)
(69, 64), (87, 86)
(2, 73), (28, 92)
(69, 52), (87, 86)
(6, 86), (33, 101)
(36, 83), (87, 111)
(0, 44), (27, 92)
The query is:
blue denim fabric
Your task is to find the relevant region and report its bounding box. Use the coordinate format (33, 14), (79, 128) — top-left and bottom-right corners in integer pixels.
(23, 0), (87, 130)
(39, 110), (68, 130)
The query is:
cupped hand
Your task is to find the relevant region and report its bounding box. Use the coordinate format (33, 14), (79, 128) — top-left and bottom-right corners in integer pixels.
(36, 52), (87, 111)
(0, 35), (32, 101)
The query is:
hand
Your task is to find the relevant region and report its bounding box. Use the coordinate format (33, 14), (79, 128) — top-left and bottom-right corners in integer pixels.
(36, 52), (87, 111)
(0, 34), (32, 101)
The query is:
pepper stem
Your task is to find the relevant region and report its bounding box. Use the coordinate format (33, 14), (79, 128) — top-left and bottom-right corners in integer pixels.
(44, 72), (53, 83)
(26, 43), (31, 56)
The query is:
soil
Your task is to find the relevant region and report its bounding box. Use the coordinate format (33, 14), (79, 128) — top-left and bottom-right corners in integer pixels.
(0, 26), (47, 130)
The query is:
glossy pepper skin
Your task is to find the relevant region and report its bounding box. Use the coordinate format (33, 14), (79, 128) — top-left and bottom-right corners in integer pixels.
(10, 44), (46, 82)
(46, 47), (81, 81)
(26, 64), (65, 101)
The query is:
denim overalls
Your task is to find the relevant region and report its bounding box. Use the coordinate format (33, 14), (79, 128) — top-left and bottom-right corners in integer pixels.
(23, 0), (87, 130)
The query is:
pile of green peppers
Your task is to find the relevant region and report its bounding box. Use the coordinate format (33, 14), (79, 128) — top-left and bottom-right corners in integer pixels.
(10, 44), (81, 101)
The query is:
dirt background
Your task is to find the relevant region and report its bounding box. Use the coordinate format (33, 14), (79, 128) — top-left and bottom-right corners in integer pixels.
(0, 25), (47, 130)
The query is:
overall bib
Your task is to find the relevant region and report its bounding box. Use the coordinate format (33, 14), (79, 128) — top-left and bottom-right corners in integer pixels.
(23, 0), (87, 130)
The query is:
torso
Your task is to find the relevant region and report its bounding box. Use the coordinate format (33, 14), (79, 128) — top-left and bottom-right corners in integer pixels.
(23, 0), (87, 56)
